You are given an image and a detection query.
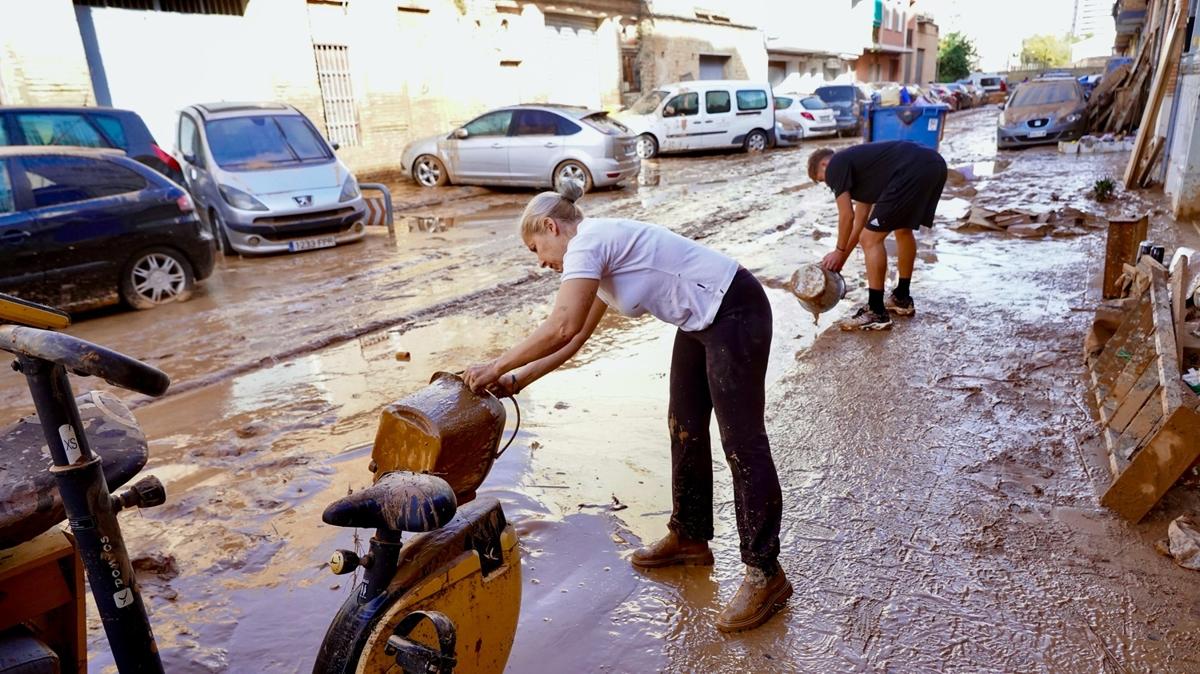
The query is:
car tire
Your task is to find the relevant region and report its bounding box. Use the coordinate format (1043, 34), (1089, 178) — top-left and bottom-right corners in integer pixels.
(744, 129), (769, 153)
(553, 160), (593, 193)
(120, 247), (195, 310)
(209, 209), (235, 255)
(413, 155), (449, 188)
(636, 134), (659, 159)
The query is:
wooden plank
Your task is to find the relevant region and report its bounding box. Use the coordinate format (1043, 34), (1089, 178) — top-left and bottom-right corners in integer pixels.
(1171, 251), (1188, 370)
(1107, 361), (1162, 432)
(1093, 301), (1153, 397)
(1114, 386), (1168, 462)
(1102, 403), (1200, 521)
(1102, 341), (1159, 416)
(1090, 288), (1149, 385)
(1103, 216), (1150, 298)
(1124, 0), (1184, 187)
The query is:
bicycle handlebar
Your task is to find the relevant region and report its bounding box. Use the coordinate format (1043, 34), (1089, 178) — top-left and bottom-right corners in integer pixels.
(0, 325), (170, 397)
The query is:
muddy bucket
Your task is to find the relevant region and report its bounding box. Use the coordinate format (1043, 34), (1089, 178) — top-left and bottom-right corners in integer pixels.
(786, 264), (846, 317)
(370, 371), (506, 503)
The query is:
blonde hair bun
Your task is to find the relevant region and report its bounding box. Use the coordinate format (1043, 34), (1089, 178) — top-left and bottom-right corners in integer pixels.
(556, 179), (585, 204)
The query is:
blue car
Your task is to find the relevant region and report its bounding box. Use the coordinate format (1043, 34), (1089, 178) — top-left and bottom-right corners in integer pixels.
(0, 146), (215, 312)
(814, 85), (871, 136)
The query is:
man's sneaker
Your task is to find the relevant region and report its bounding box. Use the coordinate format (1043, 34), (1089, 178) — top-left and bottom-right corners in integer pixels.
(886, 292), (916, 316)
(838, 305), (893, 331)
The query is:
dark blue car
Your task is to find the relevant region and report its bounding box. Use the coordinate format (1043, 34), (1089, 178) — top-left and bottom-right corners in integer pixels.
(814, 85), (871, 136)
(0, 146), (215, 312)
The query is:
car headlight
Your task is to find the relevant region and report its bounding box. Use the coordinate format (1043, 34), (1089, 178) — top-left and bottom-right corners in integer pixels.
(339, 175), (360, 202)
(1065, 113), (1082, 123)
(219, 184), (268, 211)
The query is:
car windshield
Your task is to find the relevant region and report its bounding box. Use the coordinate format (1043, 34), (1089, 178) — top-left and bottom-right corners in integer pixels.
(1010, 82), (1081, 107)
(581, 113), (629, 136)
(815, 87), (854, 103)
(205, 115), (332, 170)
(629, 91), (669, 115)
(800, 96), (828, 110)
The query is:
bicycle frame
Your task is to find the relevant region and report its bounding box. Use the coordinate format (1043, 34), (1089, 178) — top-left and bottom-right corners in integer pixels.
(14, 355), (163, 673)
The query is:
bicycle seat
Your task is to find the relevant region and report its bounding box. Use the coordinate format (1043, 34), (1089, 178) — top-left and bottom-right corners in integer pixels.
(0, 391), (148, 549)
(322, 471), (457, 533)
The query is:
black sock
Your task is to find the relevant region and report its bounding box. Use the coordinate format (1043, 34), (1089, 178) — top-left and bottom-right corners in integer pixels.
(895, 277), (911, 300)
(869, 288), (885, 314)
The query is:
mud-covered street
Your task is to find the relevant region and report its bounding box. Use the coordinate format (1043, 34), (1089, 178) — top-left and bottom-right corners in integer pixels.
(11, 107), (1200, 672)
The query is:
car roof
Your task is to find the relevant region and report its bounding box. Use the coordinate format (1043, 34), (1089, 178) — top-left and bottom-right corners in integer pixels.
(0, 145), (126, 159)
(189, 102), (298, 119)
(492, 104), (606, 120)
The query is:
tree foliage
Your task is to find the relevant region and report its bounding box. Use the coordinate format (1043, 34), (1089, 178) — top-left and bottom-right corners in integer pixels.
(937, 32), (978, 82)
(1020, 34), (1074, 69)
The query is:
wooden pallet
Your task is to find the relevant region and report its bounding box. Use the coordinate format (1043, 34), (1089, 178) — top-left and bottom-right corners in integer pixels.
(1091, 260), (1200, 521)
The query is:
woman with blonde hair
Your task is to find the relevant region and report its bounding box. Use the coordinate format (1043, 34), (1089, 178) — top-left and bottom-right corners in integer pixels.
(464, 181), (789, 633)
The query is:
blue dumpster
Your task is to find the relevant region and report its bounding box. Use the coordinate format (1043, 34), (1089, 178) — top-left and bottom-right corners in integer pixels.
(863, 104), (950, 150)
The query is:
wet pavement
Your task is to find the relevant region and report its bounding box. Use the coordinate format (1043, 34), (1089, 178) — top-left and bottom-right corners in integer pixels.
(7, 107), (1200, 672)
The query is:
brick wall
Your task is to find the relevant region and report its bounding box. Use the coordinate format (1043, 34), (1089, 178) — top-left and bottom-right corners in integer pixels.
(637, 14), (768, 90)
(0, 0), (94, 105)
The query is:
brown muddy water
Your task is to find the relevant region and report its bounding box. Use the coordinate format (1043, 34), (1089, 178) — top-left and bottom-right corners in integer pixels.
(6, 108), (1200, 672)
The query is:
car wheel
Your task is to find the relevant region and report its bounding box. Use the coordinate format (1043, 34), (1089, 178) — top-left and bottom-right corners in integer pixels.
(413, 155), (449, 188)
(553, 160), (593, 193)
(636, 134), (659, 159)
(744, 129), (768, 153)
(121, 247), (195, 310)
(209, 209), (235, 255)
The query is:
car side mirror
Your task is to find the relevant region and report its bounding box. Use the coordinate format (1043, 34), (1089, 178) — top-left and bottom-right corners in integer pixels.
(181, 153), (197, 166)
(996, 103), (1005, 110)
(331, 142), (340, 151)
(454, 128), (469, 139)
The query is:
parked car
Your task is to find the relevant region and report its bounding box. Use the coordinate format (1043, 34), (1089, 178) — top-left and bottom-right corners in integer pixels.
(174, 102), (367, 256)
(401, 105), (639, 192)
(0, 106), (183, 184)
(955, 81), (987, 106)
(0, 146), (214, 312)
(813, 84), (871, 136)
(940, 83), (974, 109)
(997, 78), (1088, 149)
(773, 94), (837, 145)
(619, 80), (776, 158)
(964, 72), (1008, 95)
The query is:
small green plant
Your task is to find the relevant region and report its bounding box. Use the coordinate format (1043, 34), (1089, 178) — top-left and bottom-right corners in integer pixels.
(1093, 177), (1116, 202)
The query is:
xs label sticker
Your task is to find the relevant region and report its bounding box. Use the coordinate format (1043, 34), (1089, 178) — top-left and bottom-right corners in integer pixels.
(58, 424), (82, 463)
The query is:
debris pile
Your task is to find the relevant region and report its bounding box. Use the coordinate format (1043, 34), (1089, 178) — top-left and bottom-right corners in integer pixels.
(953, 206), (1103, 238)
(1085, 62), (1144, 136)
(1058, 135), (1135, 155)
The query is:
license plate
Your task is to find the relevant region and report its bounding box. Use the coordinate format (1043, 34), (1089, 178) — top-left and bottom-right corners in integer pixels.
(1028, 130), (1047, 138)
(288, 236), (337, 252)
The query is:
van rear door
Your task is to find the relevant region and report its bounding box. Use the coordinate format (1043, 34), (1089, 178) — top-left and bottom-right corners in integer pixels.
(734, 88), (772, 145)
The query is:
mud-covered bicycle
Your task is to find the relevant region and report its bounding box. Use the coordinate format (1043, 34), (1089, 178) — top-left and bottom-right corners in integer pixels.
(0, 293), (522, 673)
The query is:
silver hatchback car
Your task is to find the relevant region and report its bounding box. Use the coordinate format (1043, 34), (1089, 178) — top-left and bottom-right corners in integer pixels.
(400, 105), (640, 192)
(175, 102), (367, 255)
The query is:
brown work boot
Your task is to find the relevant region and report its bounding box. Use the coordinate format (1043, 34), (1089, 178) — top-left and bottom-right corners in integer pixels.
(630, 531), (714, 569)
(716, 565), (793, 633)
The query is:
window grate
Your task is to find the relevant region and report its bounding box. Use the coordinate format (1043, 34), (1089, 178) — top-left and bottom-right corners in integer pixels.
(73, 0), (247, 15)
(313, 43), (361, 148)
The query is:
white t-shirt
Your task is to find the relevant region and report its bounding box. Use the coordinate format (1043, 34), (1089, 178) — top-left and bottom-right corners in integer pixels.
(560, 217), (740, 332)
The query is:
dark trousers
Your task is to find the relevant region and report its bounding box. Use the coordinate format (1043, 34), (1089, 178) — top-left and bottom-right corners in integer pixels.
(667, 267), (782, 571)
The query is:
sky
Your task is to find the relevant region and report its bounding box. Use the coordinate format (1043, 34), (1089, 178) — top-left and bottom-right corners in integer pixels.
(915, 0), (1078, 71)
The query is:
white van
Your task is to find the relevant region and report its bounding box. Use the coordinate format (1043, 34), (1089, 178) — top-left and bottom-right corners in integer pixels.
(964, 72), (1007, 94)
(618, 80), (776, 158)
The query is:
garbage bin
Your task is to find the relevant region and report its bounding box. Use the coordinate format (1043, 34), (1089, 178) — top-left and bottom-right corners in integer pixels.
(863, 104), (950, 150)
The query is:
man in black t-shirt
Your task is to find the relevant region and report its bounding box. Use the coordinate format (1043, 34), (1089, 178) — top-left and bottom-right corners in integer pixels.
(807, 141), (947, 330)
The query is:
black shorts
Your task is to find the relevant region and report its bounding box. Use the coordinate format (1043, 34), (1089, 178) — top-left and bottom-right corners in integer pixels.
(867, 152), (949, 232)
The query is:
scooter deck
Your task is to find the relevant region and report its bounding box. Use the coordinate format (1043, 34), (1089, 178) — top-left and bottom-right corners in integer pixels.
(0, 391), (148, 549)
